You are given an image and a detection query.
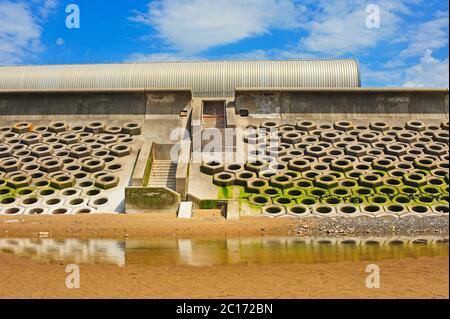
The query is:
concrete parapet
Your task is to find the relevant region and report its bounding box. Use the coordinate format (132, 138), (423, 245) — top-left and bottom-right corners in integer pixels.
(125, 186), (181, 213)
(132, 142), (153, 186)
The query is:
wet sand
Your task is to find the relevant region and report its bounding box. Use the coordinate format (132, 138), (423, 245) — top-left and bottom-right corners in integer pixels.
(0, 211), (448, 299)
(0, 210), (448, 238)
(0, 251), (447, 298)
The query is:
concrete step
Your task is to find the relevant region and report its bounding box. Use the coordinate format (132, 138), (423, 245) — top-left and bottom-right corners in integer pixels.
(150, 174), (176, 178)
(148, 183), (176, 188)
(148, 160), (177, 191)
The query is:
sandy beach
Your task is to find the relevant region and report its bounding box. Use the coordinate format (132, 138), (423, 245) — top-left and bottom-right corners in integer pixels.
(0, 251), (447, 299)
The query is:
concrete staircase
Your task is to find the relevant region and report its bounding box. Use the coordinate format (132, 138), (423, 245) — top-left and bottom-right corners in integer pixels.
(148, 160), (177, 191)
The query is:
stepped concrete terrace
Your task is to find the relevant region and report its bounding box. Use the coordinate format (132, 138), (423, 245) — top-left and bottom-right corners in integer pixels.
(0, 62), (448, 219)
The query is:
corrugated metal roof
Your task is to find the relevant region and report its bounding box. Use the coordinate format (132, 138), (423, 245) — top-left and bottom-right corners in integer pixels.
(0, 60), (360, 97)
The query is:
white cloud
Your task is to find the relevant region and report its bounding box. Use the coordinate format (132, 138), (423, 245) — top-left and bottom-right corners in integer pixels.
(403, 49), (449, 88)
(0, 1), (42, 65)
(0, 1), (58, 65)
(55, 38), (64, 46)
(297, 0), (404, 55)
(37, 0), (58, 19)
(400, 14), (449, 57)
(126, 52), (199, 62)
(130, 0), (305, 53)
(226, 50), (271, 61)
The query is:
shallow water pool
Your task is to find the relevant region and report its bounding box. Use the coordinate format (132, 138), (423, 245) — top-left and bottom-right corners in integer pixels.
(0, 236), (447, 267)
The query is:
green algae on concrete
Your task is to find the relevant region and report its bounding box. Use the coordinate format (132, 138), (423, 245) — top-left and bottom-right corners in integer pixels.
(125, 186), (180, 213)
(218, 186), (233, 199)
(199, 199), (221, 209)
(142, 152), (154, 187)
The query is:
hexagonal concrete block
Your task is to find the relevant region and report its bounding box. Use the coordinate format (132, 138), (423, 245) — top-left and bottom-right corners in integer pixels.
(213, 172), (235, 187)
(405, 120), (426, 132)
(369, 121), (389, 132)
(336, 204), (361, 217)
(49, 173), (76, 190)
(246, 178), (269, 193)
(261, 204), (286, 218)
(431, 204), (449, 215)
(269, 174), (293, 189)
(384, 203), (409, 217)
(81, 157), (106, 173)
(200, 160), (225, 175)
(320, 131), (340, 143)
(7, 173), (31, 189)
(122, 122), (142, 136)
(402, 172), (427, 187)
(313, 174), (338, 189)
(372, 158), (395, 171)
(311, 204), (336, 217)
(357, 131), (379, 144)
(30, 143), (54, 158)
(360, 204), (384, 217)
(296, 120), (317, 132)
(15, 187), (37, 198)
(305, 145), (326, 158)
(89, 196), (110, 209)
(330, 158), (353, 172)
(43, 196), (65, 208)
(286, 204), (311, 218)
(39, 158), (63, 173)
(224, 163), (245, 174)
(345, 143), (367, 157)
(94, 174), (120, 190)
(281, 131), (303, 144)
(0, 144), (12, 159)
(49, 207), (73, 215)
(0, 205), (25, 216)
(109, 144), (131, 157)
(85, 121), (106, 134)
(287, 158), (310, 172)
(245, 159), (268, 173)
(68, 144), (92, 159)
(12, 122), (32, 134)
(18, 196), (42, 207)
(20, 132), (42, 145)
(97, 134), (118, 145)
(66, 197), (89, 208)
(57, 132), (80, 145)
(48, 121), (69, 133)
(24, 206), (50, 215)
(385, 143), (407, 156)
(72, 206), (97, 215)
(358, 173), (383, 188)
(0, 157), (22, 173)
(235, 170), (257, 186)
(243, 132), (265, 144)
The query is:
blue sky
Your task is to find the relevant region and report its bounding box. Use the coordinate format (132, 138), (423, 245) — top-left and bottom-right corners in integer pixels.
(0, 0), (448, 87)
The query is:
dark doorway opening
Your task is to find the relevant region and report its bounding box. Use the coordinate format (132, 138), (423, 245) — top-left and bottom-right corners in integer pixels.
(202, 100), (225, 128)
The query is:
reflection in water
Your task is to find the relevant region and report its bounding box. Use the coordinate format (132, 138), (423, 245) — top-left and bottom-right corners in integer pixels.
(0, 238), (126, 266)
(0, 236), (447, 267)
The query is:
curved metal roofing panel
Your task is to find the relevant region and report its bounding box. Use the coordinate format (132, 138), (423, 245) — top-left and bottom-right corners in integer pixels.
(0, 60), (360, 95)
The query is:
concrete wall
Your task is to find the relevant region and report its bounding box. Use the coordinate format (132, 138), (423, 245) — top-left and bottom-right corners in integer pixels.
(146, 92), (192, 115)
(0, 92), (146, 119)
(0, 90), (192, 119)
(234, 89), (449, 119)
